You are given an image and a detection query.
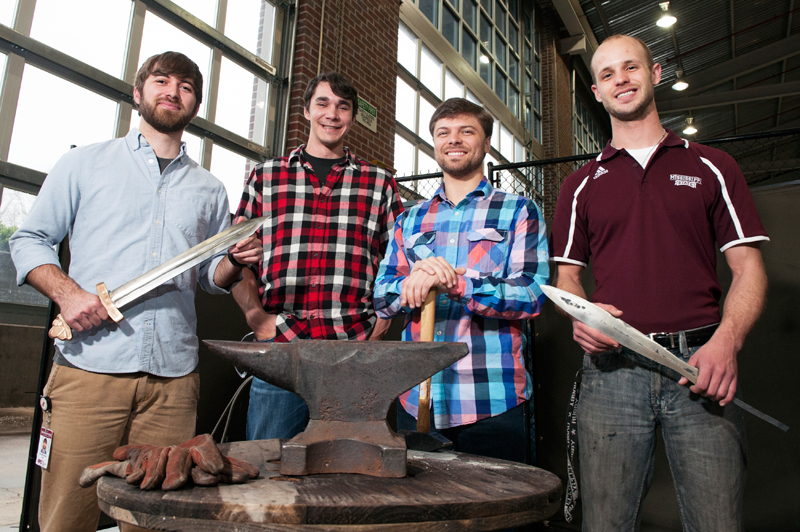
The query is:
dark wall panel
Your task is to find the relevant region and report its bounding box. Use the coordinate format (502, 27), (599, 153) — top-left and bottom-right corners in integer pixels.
(534, 181), (800, 531)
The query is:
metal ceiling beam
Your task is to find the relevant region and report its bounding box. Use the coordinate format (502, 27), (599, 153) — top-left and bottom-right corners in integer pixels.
(657, 80), (800, 113)
(660, 33), (800, 99)
(551, 0), (600, 71)
(591, 0), (613, 37)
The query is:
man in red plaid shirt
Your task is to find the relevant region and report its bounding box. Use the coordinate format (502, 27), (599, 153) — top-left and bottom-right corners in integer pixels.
(232, 72), (404, 440)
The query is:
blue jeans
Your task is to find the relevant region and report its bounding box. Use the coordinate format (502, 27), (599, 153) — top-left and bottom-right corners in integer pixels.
(246, 377), (309, 440)
(396, 401), (528, 463)
(576, 346), (746, 531)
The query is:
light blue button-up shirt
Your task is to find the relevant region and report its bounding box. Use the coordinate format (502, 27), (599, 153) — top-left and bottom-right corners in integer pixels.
(10, 128), (231, 377)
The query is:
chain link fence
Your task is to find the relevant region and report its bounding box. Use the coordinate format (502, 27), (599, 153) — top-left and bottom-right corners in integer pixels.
(396, 128), (800, 219)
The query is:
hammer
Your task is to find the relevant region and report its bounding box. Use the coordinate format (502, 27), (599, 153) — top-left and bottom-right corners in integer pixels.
(416, 291), (436, 433)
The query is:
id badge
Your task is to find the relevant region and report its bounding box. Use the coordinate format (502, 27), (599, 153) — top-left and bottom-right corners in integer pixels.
(36, 427), (53, 469)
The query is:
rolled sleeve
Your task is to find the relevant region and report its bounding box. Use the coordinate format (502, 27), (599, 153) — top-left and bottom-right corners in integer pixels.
(9, 151), (81, 285)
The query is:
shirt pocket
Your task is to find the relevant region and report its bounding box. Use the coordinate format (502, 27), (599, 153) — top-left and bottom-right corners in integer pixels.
(404, 231), (437, 263)
(466, 228), (507, 274)
(166, 194), (212, 243)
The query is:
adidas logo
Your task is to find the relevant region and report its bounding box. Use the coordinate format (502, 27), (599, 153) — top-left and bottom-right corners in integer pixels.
(592, 166), (608, 180)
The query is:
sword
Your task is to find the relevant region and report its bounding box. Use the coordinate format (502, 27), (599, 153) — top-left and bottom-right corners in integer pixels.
(49, 216), (267, 341)
(542, 284), (789, 432)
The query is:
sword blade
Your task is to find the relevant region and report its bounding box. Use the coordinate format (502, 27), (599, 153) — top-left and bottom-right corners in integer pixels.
(541, 284), (789, 432)
(541, 285), (700, 383)
(109, 216), (266, 309)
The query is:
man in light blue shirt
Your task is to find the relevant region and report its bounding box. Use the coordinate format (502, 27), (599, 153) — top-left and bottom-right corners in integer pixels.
(9, 52), (260, 532)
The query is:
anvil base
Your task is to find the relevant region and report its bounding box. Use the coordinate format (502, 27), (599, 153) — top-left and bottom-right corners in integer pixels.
(281, 420), (407, 477)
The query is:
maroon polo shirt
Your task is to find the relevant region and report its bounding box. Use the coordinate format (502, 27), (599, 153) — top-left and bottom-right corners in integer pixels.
(551, 130), (769, 334)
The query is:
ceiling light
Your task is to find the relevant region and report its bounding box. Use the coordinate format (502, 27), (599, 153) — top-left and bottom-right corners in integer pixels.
(479, 54), (490, 64)
(683, 117), (697, 135)
(672, 69), (688, 91)
(657, 2), (677, 28)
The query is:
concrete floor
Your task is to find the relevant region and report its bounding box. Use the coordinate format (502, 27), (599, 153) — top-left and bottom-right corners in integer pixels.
(0, 433), (28, 531)
(0, 409), (119, 532)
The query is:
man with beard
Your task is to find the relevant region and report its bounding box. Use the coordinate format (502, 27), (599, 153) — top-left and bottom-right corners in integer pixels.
(374, 98), (549, 462)
(10, 52), (260, 532)
(551, 35), (768, 530)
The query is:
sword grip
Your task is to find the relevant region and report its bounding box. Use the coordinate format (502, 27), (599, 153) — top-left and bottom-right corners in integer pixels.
(96, 282), (124, 323)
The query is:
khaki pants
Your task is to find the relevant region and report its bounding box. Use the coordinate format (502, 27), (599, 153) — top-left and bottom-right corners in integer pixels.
(39, 364), (199, 532)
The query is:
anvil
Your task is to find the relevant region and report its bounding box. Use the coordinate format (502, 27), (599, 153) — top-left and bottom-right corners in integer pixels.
(204, 339), (468, 478)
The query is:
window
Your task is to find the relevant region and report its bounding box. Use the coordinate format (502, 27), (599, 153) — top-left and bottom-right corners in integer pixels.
(30, 0), (130, 78)
(574, 96), (605, 155)
(0, 0), (288, 322)
(0, 189), (49, 308)
(462, 0), (477, 30)
(398, 24), (419, 74)
(410, 0), (537, 127)
(172, 0), (217, 26)
(139, 11), (212, 119)
(494, 1), (506, 35)
(8, 66), (117, 173)
(0, 0), (16, 26)
(395, 12), (527, 196)
(525, 8), (543, 142)
(224, 0), (277, 61)
(442, 4), (459, 50)
(393, 134), (416, 177)
(210, 144), (259, 207)
(419, 97), (436, 140)
(420, 46), (443, 98)
(445, 70), (464, 100)
(395, 76), (417, 132)
(419, 0), (439, 28)
(462, 29), (477, 69)
(216, 57), (269, 144)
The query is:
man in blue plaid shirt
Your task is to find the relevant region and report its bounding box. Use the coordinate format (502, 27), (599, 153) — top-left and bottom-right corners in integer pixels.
(374, 98), (549, 462)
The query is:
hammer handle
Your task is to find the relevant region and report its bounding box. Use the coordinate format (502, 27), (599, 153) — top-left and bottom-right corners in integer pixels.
(416, 291), (437, 433)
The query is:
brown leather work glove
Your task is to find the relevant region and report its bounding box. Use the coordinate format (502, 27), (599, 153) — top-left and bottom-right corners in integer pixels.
(79, 434), (259, 490)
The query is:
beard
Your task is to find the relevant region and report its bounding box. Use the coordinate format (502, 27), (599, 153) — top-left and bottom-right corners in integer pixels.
(435, 151), (484, 179)
(138, 97), (195, 133)
(604, 85), (656, 122)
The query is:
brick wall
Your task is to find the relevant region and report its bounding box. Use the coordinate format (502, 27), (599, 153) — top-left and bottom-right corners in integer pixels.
(286, 0), (399, 169)
(539, 0), (576, 219)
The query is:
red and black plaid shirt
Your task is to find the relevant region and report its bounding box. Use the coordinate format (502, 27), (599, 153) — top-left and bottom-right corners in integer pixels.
(235, 146), (404, 342)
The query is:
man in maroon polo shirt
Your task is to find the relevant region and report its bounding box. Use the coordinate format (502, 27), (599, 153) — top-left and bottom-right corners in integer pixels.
(551, 35), (769, 530)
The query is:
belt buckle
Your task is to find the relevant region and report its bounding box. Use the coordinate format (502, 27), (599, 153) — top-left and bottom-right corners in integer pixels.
(648, 331), (676, 349)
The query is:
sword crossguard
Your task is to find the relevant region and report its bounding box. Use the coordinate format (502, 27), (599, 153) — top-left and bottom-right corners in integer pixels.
(96, 282), (124, 323)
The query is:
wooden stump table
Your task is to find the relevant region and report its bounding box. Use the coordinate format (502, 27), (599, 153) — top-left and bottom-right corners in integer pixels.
(97, 439), (562, 531)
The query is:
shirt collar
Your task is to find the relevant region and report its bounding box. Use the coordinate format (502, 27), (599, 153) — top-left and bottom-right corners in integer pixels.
(290, 144), (356, 169)
(432, 175), (493, 205)
(596, 128), (685, 162)
(125, 127), (187, 159)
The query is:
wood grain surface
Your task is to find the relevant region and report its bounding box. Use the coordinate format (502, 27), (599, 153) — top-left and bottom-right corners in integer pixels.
(97, 439), (562, 531)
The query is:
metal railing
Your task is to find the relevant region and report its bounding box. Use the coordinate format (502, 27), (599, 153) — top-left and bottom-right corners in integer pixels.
(396, 128), (800, 219)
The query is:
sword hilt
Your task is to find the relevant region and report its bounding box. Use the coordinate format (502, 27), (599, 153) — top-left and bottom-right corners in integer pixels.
(47, 282), (124, 341)
(96, 282), (124, 323)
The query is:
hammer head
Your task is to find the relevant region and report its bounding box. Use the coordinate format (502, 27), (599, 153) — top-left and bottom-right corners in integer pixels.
(204, 340), (468, 422)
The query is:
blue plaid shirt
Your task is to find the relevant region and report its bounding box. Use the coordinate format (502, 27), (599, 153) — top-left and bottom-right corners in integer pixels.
(374, 178), (549, 429)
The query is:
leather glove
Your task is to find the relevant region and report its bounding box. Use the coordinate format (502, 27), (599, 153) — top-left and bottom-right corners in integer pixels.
(79, 434), (259, 490)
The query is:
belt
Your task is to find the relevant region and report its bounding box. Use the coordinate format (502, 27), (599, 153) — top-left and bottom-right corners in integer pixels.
(648, 323), (719, 349)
